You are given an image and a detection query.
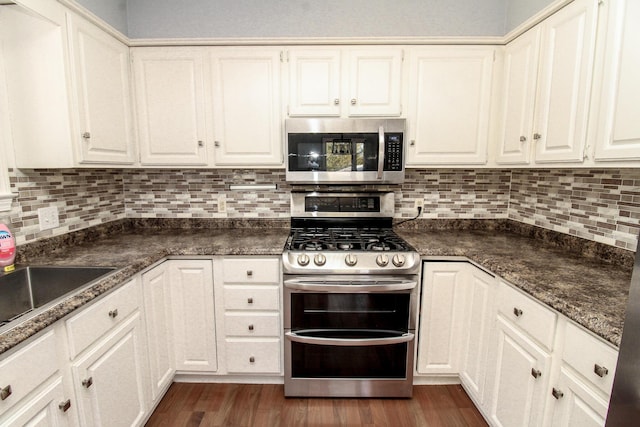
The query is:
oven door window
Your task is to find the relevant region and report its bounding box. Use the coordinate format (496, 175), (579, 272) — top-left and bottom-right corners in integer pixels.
(290, 330), (409, 379)
(287, 133), (379, 172)
(290, 292), (410, 331)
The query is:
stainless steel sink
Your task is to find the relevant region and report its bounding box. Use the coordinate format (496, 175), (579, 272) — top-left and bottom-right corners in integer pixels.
(0, 266), (116, 325)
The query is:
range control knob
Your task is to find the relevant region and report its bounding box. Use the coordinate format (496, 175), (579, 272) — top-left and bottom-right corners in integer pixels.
(314, 254), (326, 266)
(297, 254), (310, 266)
(376, 254), (389, 267)
(345, 253), (358, 267)
(392, 254), (406, 267)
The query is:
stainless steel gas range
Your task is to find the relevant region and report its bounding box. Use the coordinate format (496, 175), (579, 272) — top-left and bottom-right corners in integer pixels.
(282, 192), (420, 398)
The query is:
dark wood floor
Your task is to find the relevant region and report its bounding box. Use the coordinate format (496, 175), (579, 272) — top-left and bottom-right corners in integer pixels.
(145, 383), (488, 427)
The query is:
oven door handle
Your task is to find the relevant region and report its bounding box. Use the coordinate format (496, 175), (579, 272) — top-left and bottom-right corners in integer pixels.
(284, 280), (417, 293)
(377, 125), (385, 180)
(285, 331), (414, 347)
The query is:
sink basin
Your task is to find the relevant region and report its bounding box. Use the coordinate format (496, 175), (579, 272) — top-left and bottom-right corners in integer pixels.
(0, 266), (116, 325)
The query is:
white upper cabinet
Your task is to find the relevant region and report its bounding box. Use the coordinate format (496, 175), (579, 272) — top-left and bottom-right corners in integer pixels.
(496, 27), (541, 164)
(132, 47), (210, 165)
(287, 47), (403, 118)
(590, 0), (640, 162)
(406, 46), (495, 165)
(497, 0), (599, 165)
(210, 47), (284, 166)
(66, 13), (136, 165)
(287, 49), (342, 116)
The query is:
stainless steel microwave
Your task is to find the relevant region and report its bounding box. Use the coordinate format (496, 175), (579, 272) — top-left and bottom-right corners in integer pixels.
(285, 118), (406, 184)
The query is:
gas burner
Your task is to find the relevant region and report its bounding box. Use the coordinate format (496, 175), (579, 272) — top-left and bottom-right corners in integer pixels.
(367, 242), (393, 251)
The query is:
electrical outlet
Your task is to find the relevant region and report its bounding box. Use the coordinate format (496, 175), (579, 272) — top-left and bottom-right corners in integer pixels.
(414, 199), (424, 210)
(37, 206), (59, 231)
(218, 195), (227, 214)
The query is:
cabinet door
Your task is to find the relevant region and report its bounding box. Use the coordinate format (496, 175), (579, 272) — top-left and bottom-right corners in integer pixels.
(348, 48), (403, 117)
(407, 47), (494, 165)
(132, 47), (209, 165)
(288, 49), (341, 116)
(533, 0), (598, 163)
(488, 316), (552, 427)
(460, 265), (496, 405)
(72, 313), (148, 427)
(170, 260), (217, 372)
(496, 27), (541, 164)
(416, 262), (467, 375)
(592, 0), (640, 161)
(549, 368), (608, 427)
(141, 263), (174, 403)
(210, 48), (283, 166)
(0, 378), (74, 427)
(67, 13), (135, 164)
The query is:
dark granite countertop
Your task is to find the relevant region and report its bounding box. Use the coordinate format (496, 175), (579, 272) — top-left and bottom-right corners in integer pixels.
(0, 219), (633, 355)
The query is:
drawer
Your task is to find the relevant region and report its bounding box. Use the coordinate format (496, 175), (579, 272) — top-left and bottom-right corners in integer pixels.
(221, 258), (280, 284)
(0, 330), (58, 417)
(223, 286), (279, 311)
(562, 321), (618, 395)
(497, 281), (557, 350)
(224, 313), (280, 337)
(66, 278), (140, 358)
(225, 339), (281, 374)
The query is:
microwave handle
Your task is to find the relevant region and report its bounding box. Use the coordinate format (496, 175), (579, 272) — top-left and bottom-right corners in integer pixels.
(377, 126), (385, 180)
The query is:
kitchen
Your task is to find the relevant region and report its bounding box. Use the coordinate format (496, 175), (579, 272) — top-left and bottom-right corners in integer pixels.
(0, 0), (638, 426)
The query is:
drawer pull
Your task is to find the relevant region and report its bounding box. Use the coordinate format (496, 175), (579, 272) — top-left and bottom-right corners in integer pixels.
(513, 307), (523, 317)
(552, 388), (564, 400)
(0, 385), (12, 400)
(247, 297), (253, 304)
(249, 356), (255, 363)
(531, 368), (542, 379)
(82, 377), (93, 389)
(108, 309), (118, 318)
(594, 364), (609, 378)
(247, 270), (253, 277)
(59, 399), (72, 412)
(248, 324), (254, 331)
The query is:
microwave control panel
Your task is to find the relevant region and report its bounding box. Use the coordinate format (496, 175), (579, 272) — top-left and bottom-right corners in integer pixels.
(384, 134), (403, 171)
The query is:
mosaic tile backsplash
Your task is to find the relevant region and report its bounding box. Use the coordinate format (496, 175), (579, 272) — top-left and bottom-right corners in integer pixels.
(1, 168), (638, 251)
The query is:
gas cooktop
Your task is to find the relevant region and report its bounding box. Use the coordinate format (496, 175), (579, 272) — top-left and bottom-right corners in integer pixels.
(286, 227), (414, 252)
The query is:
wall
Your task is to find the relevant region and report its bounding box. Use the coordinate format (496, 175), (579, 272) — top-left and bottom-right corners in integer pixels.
(505, 0), (557, 33)
(73, 0), (128, 35)
(125, 0), (507, 39)
(2, 168), (638, 252)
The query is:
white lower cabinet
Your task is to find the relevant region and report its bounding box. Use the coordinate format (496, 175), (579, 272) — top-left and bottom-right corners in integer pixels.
(549, 368), (608, 427)
(68, 279), (149, 427)
(215, 257), (282, 375)
(141, 262), (175, 403)
(0, 377), (72, 427)
(170, 260), (217, 372)
(487, 316), (552, 427)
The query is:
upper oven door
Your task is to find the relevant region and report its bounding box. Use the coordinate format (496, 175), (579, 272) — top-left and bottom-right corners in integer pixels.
(285, 118), (406, 184)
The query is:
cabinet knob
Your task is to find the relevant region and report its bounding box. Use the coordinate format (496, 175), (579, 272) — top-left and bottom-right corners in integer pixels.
(533, 133), (542, 140)
(198, 140), (204, 147)
(0, 385), (12, 400)
(594, 364), (609, 378)
(249, 356), (255, 363)
(350, 99), (356, 105)
(81, 132), (91, 139)
(247, 270), (253, 277)
(513, 307), (523, 317)
(248, 324), (254, 331)
(410, 140), (416, 146)
(214, 141), (221, 147)
(59, 399), (72, 412)
(552, 388), (564, 400)
(108, 309), (118, 318)
(519, 136), (527, 142)
(531, 368), (542, 379)
(334, 98), (340, 105)
(247, 297), (253, 304)
(82, 377), (93, 389)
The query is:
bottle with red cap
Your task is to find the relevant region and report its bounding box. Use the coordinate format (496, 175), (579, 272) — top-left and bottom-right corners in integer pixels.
(0, 223), (16, 271)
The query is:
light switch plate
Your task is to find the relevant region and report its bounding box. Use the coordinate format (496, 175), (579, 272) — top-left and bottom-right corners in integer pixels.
(37, 206), (59, 231)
